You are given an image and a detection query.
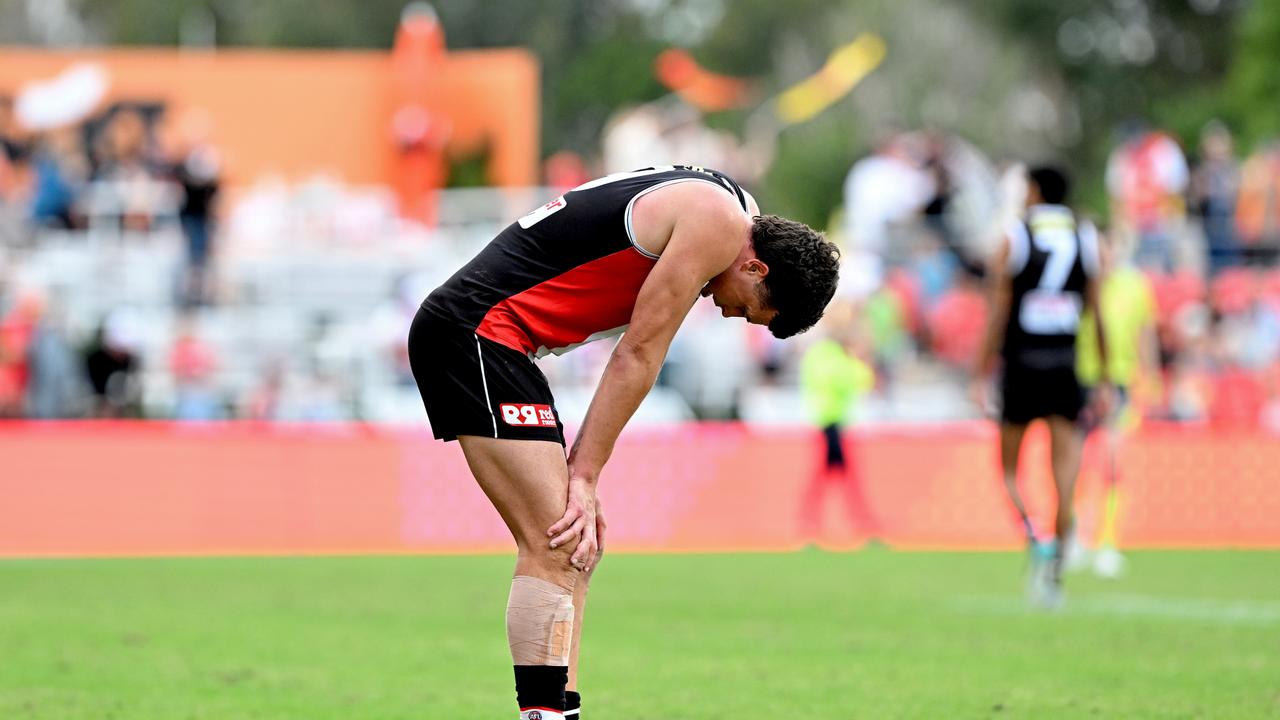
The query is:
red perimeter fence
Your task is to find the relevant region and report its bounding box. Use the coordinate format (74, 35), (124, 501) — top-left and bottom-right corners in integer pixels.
(1, 421), (1276, 557)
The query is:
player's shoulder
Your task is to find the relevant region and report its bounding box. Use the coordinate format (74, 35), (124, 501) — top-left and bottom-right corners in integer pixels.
(633, 176), (747, 240)
(656, 176), (745, 215)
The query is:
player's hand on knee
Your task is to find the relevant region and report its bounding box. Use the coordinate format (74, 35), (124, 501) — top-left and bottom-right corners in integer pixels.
(547, 475), (598, 571)
(586, 499), (606, 576)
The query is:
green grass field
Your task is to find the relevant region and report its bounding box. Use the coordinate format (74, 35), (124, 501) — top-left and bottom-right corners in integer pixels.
(2, 550), (1277, 719)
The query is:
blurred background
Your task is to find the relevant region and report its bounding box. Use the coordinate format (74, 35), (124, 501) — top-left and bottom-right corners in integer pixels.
(0, 0), (1277, 428)
(2, 3), (1278, 717)
(0, 0), (1278, 556)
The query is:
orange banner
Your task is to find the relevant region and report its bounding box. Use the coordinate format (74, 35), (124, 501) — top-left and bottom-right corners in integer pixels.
(0, 421), (1276, 557)
(0, 48), (539, 187)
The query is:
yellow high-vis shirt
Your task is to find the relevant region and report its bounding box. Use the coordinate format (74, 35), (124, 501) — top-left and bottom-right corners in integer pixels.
(800, 339), (875, 427)
(1077, 267), (1155, 387)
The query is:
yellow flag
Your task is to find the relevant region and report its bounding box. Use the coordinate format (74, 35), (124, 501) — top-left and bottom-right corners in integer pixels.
(776, 33), (887, 126)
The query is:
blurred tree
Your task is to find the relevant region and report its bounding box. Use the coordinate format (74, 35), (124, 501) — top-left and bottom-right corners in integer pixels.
(1226, 0), (1280, 148)
(761, 113), (864, 229)
(971, 0), (1240, 213)
(75, 0), (666, 166)
(53, 0), (1257, 224)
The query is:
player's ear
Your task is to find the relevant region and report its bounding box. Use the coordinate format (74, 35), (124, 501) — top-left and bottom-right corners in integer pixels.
(744, 258), (770, 277)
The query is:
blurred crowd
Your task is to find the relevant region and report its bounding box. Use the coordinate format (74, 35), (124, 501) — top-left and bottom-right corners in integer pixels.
(829, 121), (1280, 430)
(0, 96), (220, 304)
(1, 91), (1278, 429)
(0, 95), (224, 419)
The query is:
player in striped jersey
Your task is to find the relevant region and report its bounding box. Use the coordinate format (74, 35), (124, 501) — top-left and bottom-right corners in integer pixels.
(408, 166), (840, 718)
(973, 166), (1111, 608)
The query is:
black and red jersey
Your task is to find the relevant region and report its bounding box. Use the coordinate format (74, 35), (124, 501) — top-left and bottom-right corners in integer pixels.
(422, 165), (749, 358)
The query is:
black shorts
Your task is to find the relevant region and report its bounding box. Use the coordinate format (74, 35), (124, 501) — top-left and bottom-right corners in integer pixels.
(407, 307), (565, 444)
(1000, 362), (1084, 425)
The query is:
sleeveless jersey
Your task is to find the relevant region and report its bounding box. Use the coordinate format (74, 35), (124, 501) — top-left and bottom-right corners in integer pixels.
(1001, 205), (1100, 370)
(423, 165), (749, 358)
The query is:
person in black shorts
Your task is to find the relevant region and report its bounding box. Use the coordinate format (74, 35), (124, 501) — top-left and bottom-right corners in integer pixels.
(407, 166), (840, 719)
(972, 166), (1110, 607)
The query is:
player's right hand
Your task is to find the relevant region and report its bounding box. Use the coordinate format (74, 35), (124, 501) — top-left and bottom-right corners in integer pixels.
(968, 377), (993, 416)
(1092, 381), (1116, 421)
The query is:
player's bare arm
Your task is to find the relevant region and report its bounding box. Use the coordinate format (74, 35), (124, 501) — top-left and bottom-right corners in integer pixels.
(971, 234), (1013, 407)
(411, 165), (836, 717)
(549, 184), (750, 569)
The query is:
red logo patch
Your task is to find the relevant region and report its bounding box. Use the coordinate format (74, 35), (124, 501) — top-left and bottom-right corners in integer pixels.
(500, 403), (557, 428)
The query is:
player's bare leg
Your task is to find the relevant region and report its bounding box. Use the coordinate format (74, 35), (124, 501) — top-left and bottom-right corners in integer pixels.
(1043, 415), (1084, 605)
(998, 422), (1035, 542)
(1046, 415), (1082, 549)
(1001, 420), (1054, 604)
(458, 435), (589, 719)
(563, 558), (598, 717)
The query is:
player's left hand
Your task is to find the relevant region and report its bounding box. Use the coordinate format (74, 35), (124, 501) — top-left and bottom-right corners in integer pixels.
(587, 498), (605, 577)
(547, 471), (600, 573)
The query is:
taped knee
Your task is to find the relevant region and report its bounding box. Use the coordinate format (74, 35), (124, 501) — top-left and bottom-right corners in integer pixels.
(507, 575), (574, 666)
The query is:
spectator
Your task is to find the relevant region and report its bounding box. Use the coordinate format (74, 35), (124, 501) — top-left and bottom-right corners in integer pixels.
(798, 308), (880, 543)
(1106, 123), (1189, 271)
(0, 289), (40, 417)
(92, 107), (162, 232)
(908, 229), (960, 310)
(168, 109), (222, 307)
(242, 357), (286, 422)
(1164, 304), (1213, 422)
(544, 150), (590, 192)
(921, 133), (984, 277)
(859, 283), (910, 387)
(1191, 121), (1241, 276)
(842, 135), (934, 257)
(29, 125), (88, 229)
(1235, 140), (1280, 267)
(926, 270), (986, 369)
(84, 310), (142, 418)
(169, 313), (223, 420)
(0, 95), (31, 204)
(368, 273), (429, 387)
(25, 291), (84, 418)
(0, 96), (27, 165)
(296, 368), (351, 422)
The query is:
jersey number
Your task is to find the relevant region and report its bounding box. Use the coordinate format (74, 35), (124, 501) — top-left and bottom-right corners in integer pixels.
(1020, 227), (1081, 335)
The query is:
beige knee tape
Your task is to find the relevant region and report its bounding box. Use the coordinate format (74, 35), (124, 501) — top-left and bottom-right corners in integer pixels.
(507, 575), (575, 666)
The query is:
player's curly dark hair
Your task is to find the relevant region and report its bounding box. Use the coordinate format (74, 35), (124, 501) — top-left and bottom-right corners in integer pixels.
(751, 215), (841, 339)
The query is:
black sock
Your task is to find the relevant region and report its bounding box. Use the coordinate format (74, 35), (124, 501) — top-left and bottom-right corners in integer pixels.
(565, 690), (581, 717)
(514, 665), (567, 715)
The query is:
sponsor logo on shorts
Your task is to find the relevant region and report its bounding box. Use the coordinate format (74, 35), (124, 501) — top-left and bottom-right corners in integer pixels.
(500, 403), (557, 428)
(527, 712), (542, 720)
